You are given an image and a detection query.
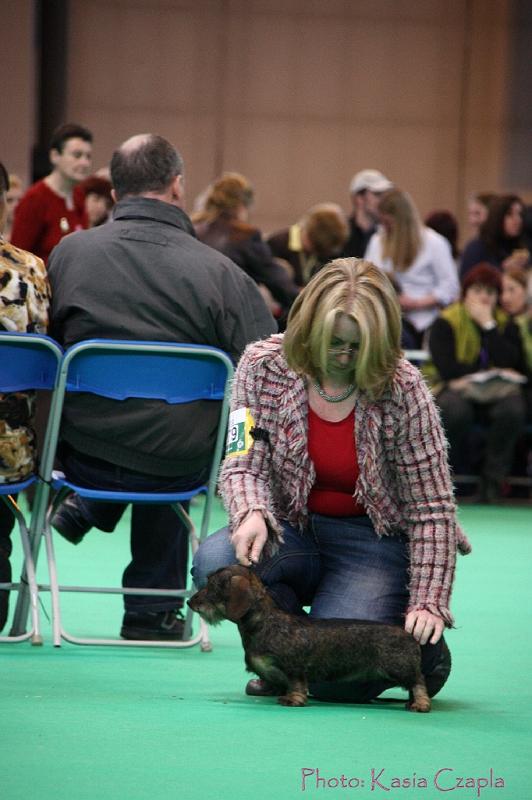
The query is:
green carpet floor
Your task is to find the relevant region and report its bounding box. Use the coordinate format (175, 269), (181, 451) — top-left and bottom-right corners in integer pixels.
(1, 501), (531, 800)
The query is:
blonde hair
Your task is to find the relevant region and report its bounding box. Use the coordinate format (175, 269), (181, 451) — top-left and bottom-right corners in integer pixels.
(283, 258), (402, 398)
(192, 172), (254, 223)
(378, 189), (422, 271)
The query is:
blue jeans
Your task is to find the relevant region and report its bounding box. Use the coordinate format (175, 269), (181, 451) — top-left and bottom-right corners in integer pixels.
(192, 514), (446, 700)
(59, 444), (208, 613)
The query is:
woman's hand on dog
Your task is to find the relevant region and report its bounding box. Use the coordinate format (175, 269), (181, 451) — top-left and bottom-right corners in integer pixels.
(405, 610), (444, 645)
(231, 511), (268, 566)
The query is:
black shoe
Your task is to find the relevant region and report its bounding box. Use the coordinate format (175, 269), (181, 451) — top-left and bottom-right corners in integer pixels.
(120, 609), (186, 641)
(245, 679), (281, 697)
(51, 495), (92, 545)
(425, 638), (452, 698)
(0, 548), (11, 632)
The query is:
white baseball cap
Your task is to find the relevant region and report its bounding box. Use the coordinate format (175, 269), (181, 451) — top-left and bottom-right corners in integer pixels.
(349, 169), (393, 195)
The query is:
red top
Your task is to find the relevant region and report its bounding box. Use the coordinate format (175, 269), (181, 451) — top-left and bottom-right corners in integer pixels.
(10, 180), (88, 264)
(307, 406), (366, 517)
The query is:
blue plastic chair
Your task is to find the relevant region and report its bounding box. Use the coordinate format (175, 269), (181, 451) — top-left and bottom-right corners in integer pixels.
(0, 332), (63, 644)
(41, 339), (233, 649)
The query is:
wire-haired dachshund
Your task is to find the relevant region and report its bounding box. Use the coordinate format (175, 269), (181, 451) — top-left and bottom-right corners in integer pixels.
(188, 565), (431, 712)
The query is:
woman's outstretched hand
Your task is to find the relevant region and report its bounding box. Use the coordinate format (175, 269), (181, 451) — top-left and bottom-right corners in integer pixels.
(230, 511), (268, 566)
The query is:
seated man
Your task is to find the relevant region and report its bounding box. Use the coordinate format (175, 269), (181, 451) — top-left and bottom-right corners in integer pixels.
(0, 161), (50, 631)
(47, 134), (276, 641)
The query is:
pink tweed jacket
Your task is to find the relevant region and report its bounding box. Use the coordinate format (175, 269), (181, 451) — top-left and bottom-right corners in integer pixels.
(220, 335), (471, 626)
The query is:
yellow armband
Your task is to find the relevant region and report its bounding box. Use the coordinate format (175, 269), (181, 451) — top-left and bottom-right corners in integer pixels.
(226, 407), (256, 457)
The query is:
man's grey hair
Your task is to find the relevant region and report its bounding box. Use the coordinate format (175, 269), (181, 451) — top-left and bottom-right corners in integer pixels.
(110, 134), (184, 200)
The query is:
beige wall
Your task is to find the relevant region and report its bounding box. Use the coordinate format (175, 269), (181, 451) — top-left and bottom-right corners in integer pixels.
(4, 0), (529, 243)
(2, 0), (36, 185)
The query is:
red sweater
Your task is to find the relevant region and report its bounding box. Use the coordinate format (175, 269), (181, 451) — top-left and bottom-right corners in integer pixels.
(307, 407), (366, 516)
(10, 180), (88, 264)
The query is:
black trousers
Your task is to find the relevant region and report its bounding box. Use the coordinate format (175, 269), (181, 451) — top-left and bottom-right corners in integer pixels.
(436, 388), (526, 482)
(58, 445), (208, 613)
(0, 495), (15, 559)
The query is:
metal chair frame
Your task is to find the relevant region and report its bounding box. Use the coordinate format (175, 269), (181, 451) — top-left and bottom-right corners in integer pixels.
(0, 332), (63, 644)
(39, 339), (233, 649)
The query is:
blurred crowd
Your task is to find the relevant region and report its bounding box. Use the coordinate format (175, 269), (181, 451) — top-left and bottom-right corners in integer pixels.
(3, 126), (532, 504)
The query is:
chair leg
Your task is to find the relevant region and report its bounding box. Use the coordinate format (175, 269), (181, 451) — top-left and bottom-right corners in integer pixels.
(10, 481), (52, 637)
(14, 507), (42, 645)
(0, 495), (41, 644)
(43, 504), (63, 647)
(30, 495), (214, 650)
(172, 502), (212, 652)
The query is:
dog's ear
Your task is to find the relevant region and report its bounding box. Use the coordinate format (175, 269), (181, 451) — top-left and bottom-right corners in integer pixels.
(225, 575), (254, 621)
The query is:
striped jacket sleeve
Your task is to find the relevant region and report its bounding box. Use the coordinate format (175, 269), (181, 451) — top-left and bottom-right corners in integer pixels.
(392, 374), (459, 625)
(219, 343), (285, 549)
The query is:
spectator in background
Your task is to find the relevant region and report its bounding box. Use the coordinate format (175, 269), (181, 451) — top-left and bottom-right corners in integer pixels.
(426, 264), (526, 502)
(501, 268), (531, 320)
(365, 189), (459, 349)
(267, 203), (349, 287)
(10, 123), (93, 263)
(460, 194), (530, 280)
(467, 192), (496, 239)
(0, 160), (50, 631)
(342, 169), (393, 258)
(522, 204), (532, 254)
(193, 172), (299, 326)
(4, 174), (24, 242)
(501, 268), (532, 421)
(425, 210), (460, 264)
(79, 175), (114, 227)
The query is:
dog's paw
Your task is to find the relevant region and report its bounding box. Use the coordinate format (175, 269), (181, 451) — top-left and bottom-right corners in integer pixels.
(278, 694), (307, 707)
(406, 699), (431, 713)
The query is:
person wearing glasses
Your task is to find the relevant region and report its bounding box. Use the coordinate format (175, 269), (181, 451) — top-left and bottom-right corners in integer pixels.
(193, 258), (471, 703)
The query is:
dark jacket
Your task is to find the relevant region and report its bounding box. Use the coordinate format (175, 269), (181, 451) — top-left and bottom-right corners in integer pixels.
(459, 238), (500, 279)
(267, 227), (322, 287)
(48, 197), (276, 476)
(428, 314), (526, 381)
(194, 215), (299, 309)
(342, 217), (376, 259)
(459, 235), (527, 280)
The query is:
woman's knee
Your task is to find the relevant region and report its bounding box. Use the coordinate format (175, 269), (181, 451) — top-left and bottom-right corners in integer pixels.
(191, 527), (236, 588)
(255, 525), (320, 605)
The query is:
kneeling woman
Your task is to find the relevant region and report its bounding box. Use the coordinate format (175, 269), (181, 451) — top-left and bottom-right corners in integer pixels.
(193, 258), (471, 701)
